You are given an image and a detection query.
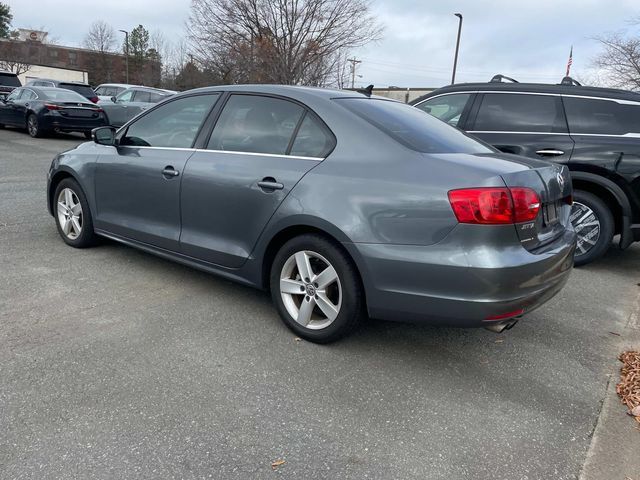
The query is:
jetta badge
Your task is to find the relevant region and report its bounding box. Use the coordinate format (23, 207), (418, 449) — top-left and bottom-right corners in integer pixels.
(557, 172), (565, 189)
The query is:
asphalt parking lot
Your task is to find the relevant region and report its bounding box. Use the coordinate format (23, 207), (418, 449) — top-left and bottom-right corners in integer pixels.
(1, 127), (639, 480)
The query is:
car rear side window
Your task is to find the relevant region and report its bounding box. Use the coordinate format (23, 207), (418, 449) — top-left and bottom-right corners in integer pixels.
(0, 73), (21, 87)
(415, 93), (471, 127)
(120, 94), (220, 148)
(289, 113), (335, 158)
(473, 93), (567, 133)
(207, 95), (305, 155)
(563, 96), (640, 135)
(134, 90), (152, 103)
(337, 97), (492, 154)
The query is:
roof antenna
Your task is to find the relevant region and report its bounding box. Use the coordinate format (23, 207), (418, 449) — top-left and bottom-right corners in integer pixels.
(560, 76), (582, 86)
(356, 84), (374, 96)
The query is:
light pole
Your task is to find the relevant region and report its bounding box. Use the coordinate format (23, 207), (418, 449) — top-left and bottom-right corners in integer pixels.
(119, 29), (129, 84)
(451, 13), (463, 85)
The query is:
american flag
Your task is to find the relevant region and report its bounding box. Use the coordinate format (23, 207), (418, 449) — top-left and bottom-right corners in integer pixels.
(566, 46), (573, 76)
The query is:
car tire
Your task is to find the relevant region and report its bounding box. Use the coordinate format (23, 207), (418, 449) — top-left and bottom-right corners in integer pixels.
(27, 113), (44, 138)
(270, 234), (365, 343)
(53, 178), (97, 248)
(571, 190), (614, 266)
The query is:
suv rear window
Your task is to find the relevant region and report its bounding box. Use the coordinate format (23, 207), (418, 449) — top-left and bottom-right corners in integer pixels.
(563, 96), (640, 135)
(59, 83), (95, 98)
(473, 93), (567, 133)
(0, 73), (21, 87)
(337, 98), (492, 154)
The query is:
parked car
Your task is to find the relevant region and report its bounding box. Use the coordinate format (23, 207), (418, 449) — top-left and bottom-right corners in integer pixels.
(94, 83), (140, 102)
(47, 85), (576, 342)
(0, 86), (108, 138)
(99, 86), (176, 127)
(0, 71), (21, 99)
(411, 75), (640, 266)
(26, 78), (99, 103)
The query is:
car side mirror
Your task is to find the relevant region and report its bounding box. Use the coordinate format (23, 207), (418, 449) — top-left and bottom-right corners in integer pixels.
(93, 126), (117, 146)
(111, 96), (117, 103)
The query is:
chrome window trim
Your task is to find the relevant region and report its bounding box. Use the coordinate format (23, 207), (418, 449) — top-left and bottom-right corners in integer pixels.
(420, 89), (640, 106)
(468, 130), (640, 138)
(116, 145), (324, 161)
(413, 91), (479, 107)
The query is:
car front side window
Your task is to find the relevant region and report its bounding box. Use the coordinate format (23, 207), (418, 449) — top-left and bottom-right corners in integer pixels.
(119, 94), (219, 148)
(415, 93), (471, 127)
(116, 90), (135, 103)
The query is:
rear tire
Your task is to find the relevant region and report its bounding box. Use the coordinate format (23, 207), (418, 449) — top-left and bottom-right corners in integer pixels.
(270, 234), (365, 343)
(27, 113), (44, 138)
(571, 190), (614, 266)
(53, 178), (97, 248)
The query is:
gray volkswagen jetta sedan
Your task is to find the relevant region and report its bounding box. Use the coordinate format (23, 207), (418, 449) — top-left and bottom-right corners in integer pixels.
(47, 85), (576, 343)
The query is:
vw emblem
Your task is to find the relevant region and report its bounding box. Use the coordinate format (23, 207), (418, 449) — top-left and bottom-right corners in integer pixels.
(557, 172), (565, 189)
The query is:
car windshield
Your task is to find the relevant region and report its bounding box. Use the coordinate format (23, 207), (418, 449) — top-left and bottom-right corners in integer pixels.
(0, 73), (21, 87)
(41, 88), (90, 102)
(336, 97), (493, 154)
(59, 83), (95, 98)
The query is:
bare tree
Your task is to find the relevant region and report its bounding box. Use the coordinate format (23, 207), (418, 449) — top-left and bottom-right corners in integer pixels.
(0, 57), (30, 75)
(0, 40), (30, 75)
(83, 20), (116, 53)
(593, 32), (640, 91)
(187, 0), (382, 86)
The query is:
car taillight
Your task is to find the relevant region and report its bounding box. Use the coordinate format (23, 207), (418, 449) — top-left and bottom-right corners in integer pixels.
(448, 187), (541, 225)
(90, 96), (99, 103)
(44, 103), (62, 110)
(93, 107), (104, 113)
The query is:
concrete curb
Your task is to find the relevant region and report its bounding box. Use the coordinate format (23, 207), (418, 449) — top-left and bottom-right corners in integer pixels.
(579, 289), (640, 480)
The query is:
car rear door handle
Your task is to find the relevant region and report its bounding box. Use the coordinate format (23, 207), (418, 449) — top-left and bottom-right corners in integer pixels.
(162, 166), (180, 178)
(536, 149), (565, 156)
(258, 177), (284, 191)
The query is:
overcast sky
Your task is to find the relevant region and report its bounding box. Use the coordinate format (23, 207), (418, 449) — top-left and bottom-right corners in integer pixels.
(5, 0), (639, 88)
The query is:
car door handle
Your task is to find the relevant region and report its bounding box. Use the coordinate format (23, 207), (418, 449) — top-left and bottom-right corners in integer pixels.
(536, 149), (565, 156)
(258, 178), (284, 191)
(162, 166), (180, 178)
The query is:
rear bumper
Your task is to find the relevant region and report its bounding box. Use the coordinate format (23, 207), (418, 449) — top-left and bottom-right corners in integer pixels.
(345, 226), (576, 327)
(41, 114), (108, 132)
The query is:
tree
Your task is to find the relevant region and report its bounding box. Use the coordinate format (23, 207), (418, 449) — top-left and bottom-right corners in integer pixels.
(83, 20), (116, 53)
(0, 2), (12, 39)
(187, 0), (382, 86)
(0, 41), (30, 75)
(128, 24), (151, 84)
(593, 32), (640, 91)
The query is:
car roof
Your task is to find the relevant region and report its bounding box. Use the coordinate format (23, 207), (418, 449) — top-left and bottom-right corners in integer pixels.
(177, 84), (380, 102)
(26, 86), (91, 98)
(124, 86), (177, 95)
(97, 83), (140, 88)
(411, 80), (640, 104)
(28, 78), (92, 87)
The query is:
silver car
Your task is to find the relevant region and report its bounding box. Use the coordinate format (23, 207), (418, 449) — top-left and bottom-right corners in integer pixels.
(46, 85), (576, 343)
(100, 86), (176, 127)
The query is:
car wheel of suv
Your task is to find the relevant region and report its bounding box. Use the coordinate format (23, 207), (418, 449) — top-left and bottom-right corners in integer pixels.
(270, 234), (364, 343)
(571, 190), (614, 266)
(54, 179), (97, 248)
(27, 114), (44, 138)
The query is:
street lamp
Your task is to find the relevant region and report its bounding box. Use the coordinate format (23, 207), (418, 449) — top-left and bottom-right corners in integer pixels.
(119, 29), (129, 84)
(451, 13), (463, 85)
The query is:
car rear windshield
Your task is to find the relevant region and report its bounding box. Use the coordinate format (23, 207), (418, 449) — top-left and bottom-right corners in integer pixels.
(335, 97), (493, 154)
(0, 73), (21, 87)
(42, 89), (91, 103)
(59, 83), (95, 98)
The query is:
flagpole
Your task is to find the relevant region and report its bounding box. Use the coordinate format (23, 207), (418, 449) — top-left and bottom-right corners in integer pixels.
(566, 46), (573, 77)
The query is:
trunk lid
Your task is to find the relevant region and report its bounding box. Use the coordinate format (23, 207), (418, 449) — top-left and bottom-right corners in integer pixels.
(497, 153), (572, 251)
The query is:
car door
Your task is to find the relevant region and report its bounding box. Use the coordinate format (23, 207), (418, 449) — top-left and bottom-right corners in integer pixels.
(0, 88), (24, 126)
(124, 89), (151, 123)
(104, 89), (135, 127)
(413, 92), (475, 128)
(466, 92), (575, 164)
(179, 93), (335, 268)
(93, 93), (220, 251)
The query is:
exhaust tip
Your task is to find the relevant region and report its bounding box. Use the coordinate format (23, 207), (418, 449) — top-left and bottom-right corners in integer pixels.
(484, 320), (518, 334)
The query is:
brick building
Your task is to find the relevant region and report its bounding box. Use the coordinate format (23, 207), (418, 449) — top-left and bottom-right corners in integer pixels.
(0, 30), (160, 87)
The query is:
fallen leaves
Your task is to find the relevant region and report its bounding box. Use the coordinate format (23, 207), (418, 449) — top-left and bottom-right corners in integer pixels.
(616, 351), (640, 424)
(271, 459), (286, 470)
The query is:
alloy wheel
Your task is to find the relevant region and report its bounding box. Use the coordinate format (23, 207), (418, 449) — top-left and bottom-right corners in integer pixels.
(27, 116), (38, 137)
(279, 250), (342, 330)
(57, 188), (83, 240)
(570, 201), (601, 256)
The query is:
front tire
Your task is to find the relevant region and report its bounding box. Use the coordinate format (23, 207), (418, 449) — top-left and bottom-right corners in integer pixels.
(53, 179), (97, 248)
(571, 190), (614, 266)
(270, 234), (365, 343)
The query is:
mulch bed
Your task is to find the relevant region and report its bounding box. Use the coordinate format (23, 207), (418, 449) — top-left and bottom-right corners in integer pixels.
(616, 351), (640, 423)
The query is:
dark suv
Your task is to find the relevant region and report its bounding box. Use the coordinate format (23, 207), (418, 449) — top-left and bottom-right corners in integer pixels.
(0, 71), (21, 98)
(411, 75), (640, 265)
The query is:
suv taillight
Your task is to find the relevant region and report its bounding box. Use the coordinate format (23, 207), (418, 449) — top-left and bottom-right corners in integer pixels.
(448, 187), (540, 225)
